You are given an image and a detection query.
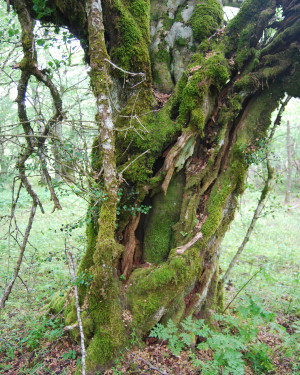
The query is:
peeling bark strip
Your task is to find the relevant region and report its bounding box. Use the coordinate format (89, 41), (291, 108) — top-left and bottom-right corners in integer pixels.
(121, 213), (141, 278)
(162, 131), (194, 194)
(176, 232), (203, 254)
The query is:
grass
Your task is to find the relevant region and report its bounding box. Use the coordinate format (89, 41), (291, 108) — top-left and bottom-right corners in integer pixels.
(0, 177), (87, 372)
(220, 189), (300, 316)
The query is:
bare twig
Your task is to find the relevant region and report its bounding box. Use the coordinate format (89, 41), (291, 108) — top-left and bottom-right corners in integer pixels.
(68, 250), (86, 375)
(0, 203), (37, 311)
(126, 349), (169, 375)
(223, 268), (262, 313)
(104, 58), (146, 85)
(119, 149), (150, 176)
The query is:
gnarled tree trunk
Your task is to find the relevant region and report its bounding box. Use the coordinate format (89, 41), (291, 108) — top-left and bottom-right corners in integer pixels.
(9, 0), (300, 372)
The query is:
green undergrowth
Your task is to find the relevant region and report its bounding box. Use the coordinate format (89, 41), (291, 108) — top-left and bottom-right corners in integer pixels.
(149, 295), (299, 375)
(220, 190), (300, 315)
(150, 298), (274, 375)
(0, 179), (87, 369)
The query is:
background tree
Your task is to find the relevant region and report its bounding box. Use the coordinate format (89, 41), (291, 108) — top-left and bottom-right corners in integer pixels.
(2, 0), (300, 373)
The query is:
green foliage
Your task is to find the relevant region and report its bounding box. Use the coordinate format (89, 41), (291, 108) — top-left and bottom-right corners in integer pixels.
(21, 317), (64, 351)
(62, 349), (77, 360)
(238, 139), (269, 166)
(245, 343), (274, 374)
(116, 187), (151, 217)
(75, 271), (93, 287)
(150, 297), (275, 375)
(32, 0), (54, 19)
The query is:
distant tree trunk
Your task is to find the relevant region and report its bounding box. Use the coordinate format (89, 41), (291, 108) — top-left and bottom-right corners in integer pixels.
(0, 136), (6, 179)
(285, 120), (292, 203)
(9, 0), (300, 372)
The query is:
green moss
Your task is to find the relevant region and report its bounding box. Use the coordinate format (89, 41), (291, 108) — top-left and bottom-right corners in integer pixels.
(162, 15), (173, 30)
(127, 251), (202, 333)
(216, 281), (225, 312)
(161, 292), (185, 325)
(178, 71), (207, 126)
(189, 0), (223, 43)
(81, 311), (95, 339)
(150, 12), (159, 23)
(261, 19), (300, 58)
(235, 85), (282, 148)
(78, 220), (97, 270)
(86, 292), (125, 370)
(171, 51), (229, 133)
(116, 101), (180, 190)
(201, 159), (246, 241)
(151, 47), (171, 65)
(65, 297), (77, 340)
(144, 172), (185, 264)
(48, 292), (65, 314)
(225, 0), (275, 67)
(108, 0), (151, 79)
(190, 107), (205, 133)
(91, 137), (102, 172)
(175, 37), (188, 48)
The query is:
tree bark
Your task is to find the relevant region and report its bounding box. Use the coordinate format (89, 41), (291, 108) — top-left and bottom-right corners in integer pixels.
(8, 0), (300, 372)
(222, 0), (244, 7)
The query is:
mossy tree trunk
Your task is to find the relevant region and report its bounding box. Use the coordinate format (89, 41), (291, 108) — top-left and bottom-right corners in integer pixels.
(10, 0), (300, 372)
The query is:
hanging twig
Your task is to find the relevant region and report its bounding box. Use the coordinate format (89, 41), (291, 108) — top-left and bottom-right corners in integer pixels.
(67, 249), (86, 375)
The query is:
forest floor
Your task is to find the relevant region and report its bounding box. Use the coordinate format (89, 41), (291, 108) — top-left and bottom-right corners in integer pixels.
(0, 183), (299, 374)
